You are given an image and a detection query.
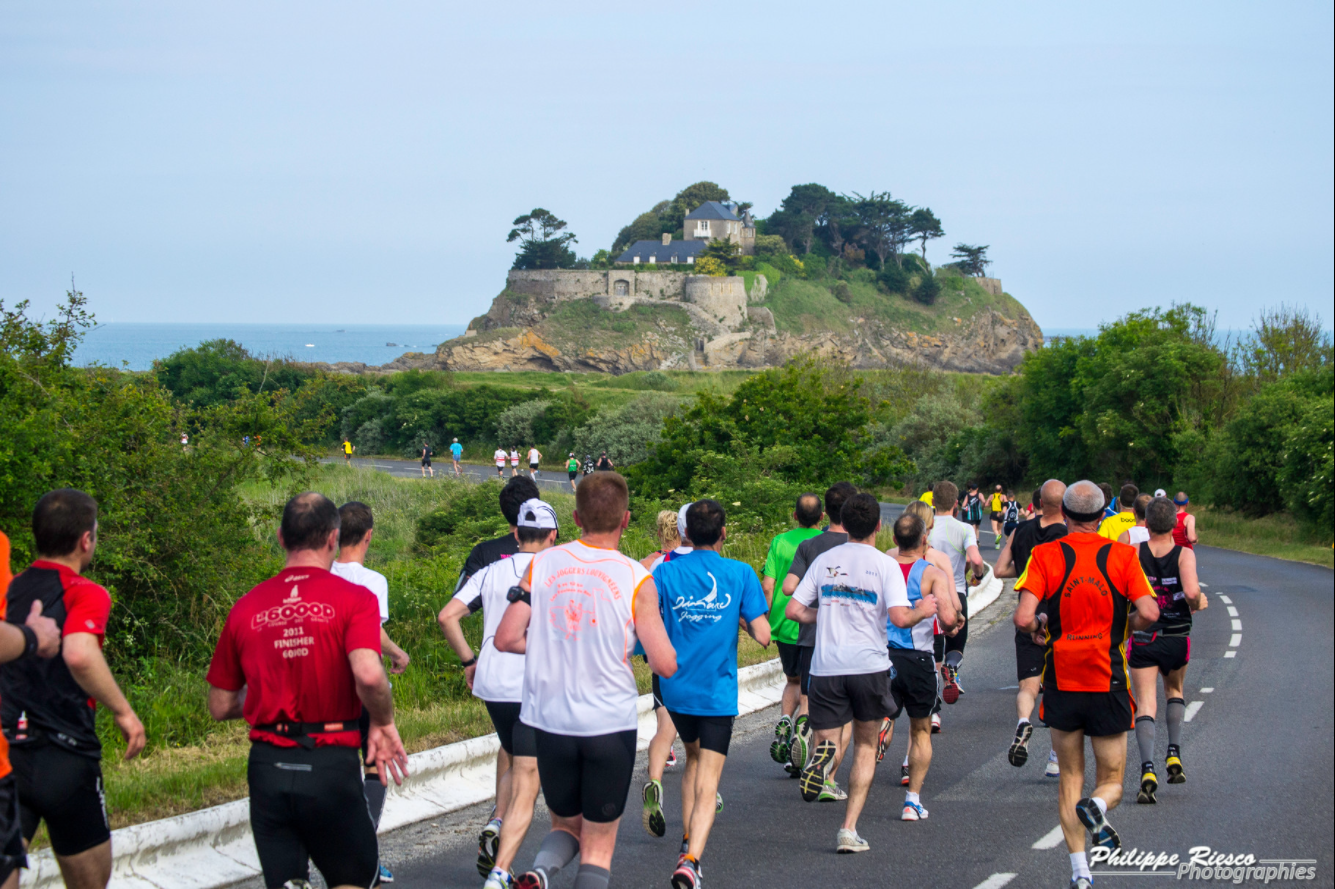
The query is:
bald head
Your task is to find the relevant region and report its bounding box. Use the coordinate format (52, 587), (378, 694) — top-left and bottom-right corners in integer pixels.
(1062, 480), (1105, 531)
(1039, 479), (1067, 516)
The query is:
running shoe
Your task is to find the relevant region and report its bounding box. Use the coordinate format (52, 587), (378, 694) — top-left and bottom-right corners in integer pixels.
(799, 739), (836, 802)
(836, 828), (869, 854)
(900, 763), (910, 786)
(483, 868), (513, 889)
(377, 863), (395, 883)
(770, 715), (793, 764)
(876, 717), (893, 763)
(1076, 797), (1121, 851)
(670, 856), (701, 889)
(715, 792), (723, 814)
(817, 780), (847, 802)
(1045, 749), (1060, 778)
(642, 779), (666, 838)
(1008, 721), (1033, 767)
(789, 715), (811, 774)
(901, 800), (929, 821)
(930, 713), (941, 733)
(514, 872), (548, 889)
(995, 533), (1003, 547)
(477, 818), (501, 876)
(942, 665), (961, 705)
(666, 747), (678, 769)
(784, 762), (800, 779)
(1166, 745), (1186, 784)
(1137, 763), (1158, 804)
(1071, 879), (1093, 889)
(282, 882), (314, 889)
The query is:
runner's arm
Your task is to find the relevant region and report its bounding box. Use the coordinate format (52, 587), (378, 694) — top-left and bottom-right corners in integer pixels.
(1128, 593), (1160, 632)
(742, 615), (771, 647)
(1014, 590), (1042, 635)
(350, 647), (408, 786)
(761, 575), (775, 608)
(437, 597), (477, 686)
(1185, 514), (1198, 545)
(966, 543), (987, 582)
(0, 601), (60, 663)
(495, 599), (531, 655)
(635, 577), (677, 677)
(1178, 548), (1207, 611)
(64, 633), (146, 759)
(207, 686), (245, 721)
(993, 534), (1017, 578)
(929, 568), (960, 633)
(381, 626), (410, 674)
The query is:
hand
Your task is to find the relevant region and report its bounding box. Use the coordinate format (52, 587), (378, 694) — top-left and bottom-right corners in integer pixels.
(366, 722), (410, 787)
(116, 709), (147, 760)
(389, 648), (410, 675)
(919, 594), (939, 618)
(1193, 593), (1208, 612)
(464, 662), (477, 689)
(24, 601), (61, 658)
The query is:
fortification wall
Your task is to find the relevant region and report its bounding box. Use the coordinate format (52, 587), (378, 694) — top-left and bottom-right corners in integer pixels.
(506, 269), (693, 301)
(684, 276), (747, 330)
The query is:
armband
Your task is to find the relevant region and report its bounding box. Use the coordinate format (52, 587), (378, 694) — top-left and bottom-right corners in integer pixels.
(460, 656), (478, 668)
(18, 624), (38, 660)
(506, 585), (531, 605)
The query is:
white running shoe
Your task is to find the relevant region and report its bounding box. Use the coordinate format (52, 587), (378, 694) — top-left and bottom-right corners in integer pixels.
(1045, 749), (1060, 778)
(902, 800), (929, 821)
(836, 828), (869, 853)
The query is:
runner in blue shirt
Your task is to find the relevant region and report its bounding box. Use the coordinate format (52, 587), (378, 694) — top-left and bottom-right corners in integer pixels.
(653, 499), (769, 889)
(450, 438), (464, 477)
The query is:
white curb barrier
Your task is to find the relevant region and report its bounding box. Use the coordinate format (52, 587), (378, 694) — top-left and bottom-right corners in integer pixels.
(29, 659), (787, 889)
(968, 566), (1004, 618)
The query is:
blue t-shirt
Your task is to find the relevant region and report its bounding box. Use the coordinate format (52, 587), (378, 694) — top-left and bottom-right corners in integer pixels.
(655, 550), (768, 717)
(450, 442), (463, 460)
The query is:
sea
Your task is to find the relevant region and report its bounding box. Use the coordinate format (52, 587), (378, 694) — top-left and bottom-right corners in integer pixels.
(73, 323), (468, 371)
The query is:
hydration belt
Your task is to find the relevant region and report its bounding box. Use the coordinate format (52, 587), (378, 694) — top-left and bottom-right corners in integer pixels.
(253, 720), (359, 750)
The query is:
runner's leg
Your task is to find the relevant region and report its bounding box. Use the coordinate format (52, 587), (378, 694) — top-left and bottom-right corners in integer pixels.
(1052, 727), (1087, 853)
(1016, 676), (1041, 723)
(840, 719), (879, 832)
(906, 716), (933, 794)
(683, 746), (726, 861)
(494, 755), (540, 874)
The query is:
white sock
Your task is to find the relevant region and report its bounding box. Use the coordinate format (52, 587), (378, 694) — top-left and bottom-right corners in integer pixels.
(1071, 851), (1090, 879)
(902, 755), (909, 767)
(905, 791), (920, 805)
(1092, 796), (1108, 815)
(1049, 749), (1059, 762)
(1017, 717), (1030, 728)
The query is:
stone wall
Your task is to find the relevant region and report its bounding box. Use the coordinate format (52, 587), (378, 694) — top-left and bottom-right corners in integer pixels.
(505, 269), (695, 301)
(683, 276), (747, 330)
(974, 277), (1003, 297)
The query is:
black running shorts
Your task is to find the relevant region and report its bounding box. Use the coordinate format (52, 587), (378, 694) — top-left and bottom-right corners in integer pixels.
(807, 671), (895, 731)
(798, 644), (814, 695)
(651, 672), (664, 711)
(0, 775), (27, 885)
(990, 511), (1002, 523)
(421, 458), (431, 467)
(534, 728), (638, 823)
(776, 641), (802, 678)
(1015, 628), (1046, 681)
(668, 712), (735, 756)
(568, 471), (577, 480)
(945, 590), (968, 655)
(484, 700), (537, 758)
(1040, 688), (1135, 738)
(248, 742), (379, 889)
(10, 742), (109, 857)
(1128, 633), (1190, 675)
(888, 648), (938, 720)
(530, 463), (540, 471)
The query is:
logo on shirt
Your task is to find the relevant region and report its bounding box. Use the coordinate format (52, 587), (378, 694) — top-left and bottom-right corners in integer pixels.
(251, 585), (336, 629)
(550, 594), (596, 639)
(671, 572), (732, 625)
(819, 584), (878, 606)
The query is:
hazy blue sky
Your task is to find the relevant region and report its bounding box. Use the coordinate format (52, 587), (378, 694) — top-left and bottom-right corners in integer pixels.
(3, 2), (1331, 331)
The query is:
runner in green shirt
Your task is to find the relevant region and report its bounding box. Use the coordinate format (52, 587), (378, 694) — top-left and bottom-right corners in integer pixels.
(565, 453), (579, 492)
(761, 493), (824, 771)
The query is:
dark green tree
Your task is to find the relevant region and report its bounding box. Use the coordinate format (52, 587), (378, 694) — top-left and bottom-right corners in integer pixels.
(950, 244), (991, 276)
(766, 184), (839, 254)
(508, 208), (577, 270)
(908, 208), (945, 259)
(850, 192), (912, 267)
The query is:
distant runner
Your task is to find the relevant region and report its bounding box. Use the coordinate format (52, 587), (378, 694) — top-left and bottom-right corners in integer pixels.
(595, 452), (615, 472)
(527, 447), (542, 480)
(1117, 495), (1152, 547)
(450, 438), (464, 476)
(494, 448), (508, 478)
(509, 448), (521, 478)
(566, 454), (579, 492)
(343, 438), (355, 464)
(928, 481), (986, 710)
(1172, 492), (1198, 549)
(961, 484), (985, 534)
(420, 441), (434, 478)
(988, 485), (1005, 547)
(1098, 484), (1139, 542)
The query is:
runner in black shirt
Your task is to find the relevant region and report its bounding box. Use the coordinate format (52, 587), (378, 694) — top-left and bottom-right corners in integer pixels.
(453, 477), (541, 593)
(595, 452), (615, 472)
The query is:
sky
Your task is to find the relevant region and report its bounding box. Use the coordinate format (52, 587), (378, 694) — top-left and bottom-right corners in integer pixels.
(2, 1), (1332, 332)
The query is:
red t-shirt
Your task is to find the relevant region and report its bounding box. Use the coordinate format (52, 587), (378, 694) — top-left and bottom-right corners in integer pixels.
(206, 566), (381, 748)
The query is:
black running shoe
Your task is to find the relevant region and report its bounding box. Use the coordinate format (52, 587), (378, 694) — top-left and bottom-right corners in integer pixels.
(1166, 745), (1185, 784)
(1076, 797), (1121, 850)
(1008, 722), (1033, 767)
(799, 740), (836, 802)
(1138, 763), (1158, 804)
(477, 818), (501, 877)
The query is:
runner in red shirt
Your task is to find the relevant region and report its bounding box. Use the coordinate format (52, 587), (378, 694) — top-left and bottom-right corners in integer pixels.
(207, 493), (408, 889)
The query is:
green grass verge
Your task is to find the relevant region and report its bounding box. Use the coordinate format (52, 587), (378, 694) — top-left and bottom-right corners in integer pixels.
(1192, 505), (1333, 568)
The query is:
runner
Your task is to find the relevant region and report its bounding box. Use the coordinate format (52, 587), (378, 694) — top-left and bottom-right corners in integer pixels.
(1131, 496), (1208, 805)
(566, 453), (579, 492)
(786, 493), (933, 853)
(781, 481), (859, 799)
(595, 452), (615, 472)
(1001, 491), (1022, 540)
(495, 447), (508, 478)
(205, 492), (409, 889)
(438, 498), (560, 888)
(1117, 495), (1152, 547)
(420, 441), (435, 478)
(885, 513), (960, 821)
(331, 502), (411, 885)
(988, 484), (1006, 547)
(451, 438), (464, 477)
(495, 472), (677, 889)
(655, 500), (770, 888)
(928, 481), (987, 708)
(961, 483), (985, 535)
(2, 490), (147, 889)
(1014, 480), (1160, 889)
(582, 454), (595, 479)
(1172, 492), (1198, 548)
(917, 489), (934, 508)
(1098, 483), (1117, 520)
(509, 447), (521, 478)
(994, 479), (1067, 777)
(343, 438), (355, 464)
(527, 446), (542, 480)
(760, 493), (823, 775)
(454, 477), (542, 594)
(1099, 484), (1139, 541)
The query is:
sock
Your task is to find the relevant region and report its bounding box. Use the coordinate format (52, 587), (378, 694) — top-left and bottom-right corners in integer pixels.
(905, 791), (920, 805)
(572, 863), (611, 889)
(1092, 796), (1108, 816)
(363, 775), (387, 829)
(902, 755), (909, 768)
(533, 830), (580, 878)
(1071, 851), (1091, 880)
(1018, 717), (1030, 728)
(1134, 715), (1157, 767)
(1166, 697), (1186, 747)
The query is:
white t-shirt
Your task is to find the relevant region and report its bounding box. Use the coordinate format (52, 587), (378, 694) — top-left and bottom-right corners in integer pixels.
(330, 560), (389, 624)
(928, 514), (978, 595)
(520, 540), (650, 736)
(452, 553), (532, 703)
(792, 541), (907, 677)
(527, 448), (541, 465)
(1127, 526), (1150, 546)
(509, 450), (519, 466)
(494, 448), (507, 467)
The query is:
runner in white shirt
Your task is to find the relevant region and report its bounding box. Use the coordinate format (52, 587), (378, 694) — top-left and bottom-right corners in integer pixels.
(527, 447), (542, 480)
(496, 472), (676, 889)
(1117, 494), (1153, 547)
(509, 448), (521, 478)
(786, 493), (937, 854)
(928, 481), (987, 707)
(439, 499), (560, 887)
(495, 448), (508, 478)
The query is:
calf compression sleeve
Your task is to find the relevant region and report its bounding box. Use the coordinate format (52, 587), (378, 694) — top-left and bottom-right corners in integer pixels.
(534, 829), (580, 878)
(1134, 716), (1156, 766)
(573, 864), (611, 889)
(944, 650), (964, 669)
(363, 775), (387, 829)
(1166, 697), (1186, 747)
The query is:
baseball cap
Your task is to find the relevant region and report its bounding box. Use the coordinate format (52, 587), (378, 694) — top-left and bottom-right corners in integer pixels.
(1153, 488), (1167, 498)
(517, 498), (559, 531)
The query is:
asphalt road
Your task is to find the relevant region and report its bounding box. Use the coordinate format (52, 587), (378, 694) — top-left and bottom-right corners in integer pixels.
(326, 460), (1335, 887)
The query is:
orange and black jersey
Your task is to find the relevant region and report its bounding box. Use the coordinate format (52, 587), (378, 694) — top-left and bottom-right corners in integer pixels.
(1016, 532), (1153, 693)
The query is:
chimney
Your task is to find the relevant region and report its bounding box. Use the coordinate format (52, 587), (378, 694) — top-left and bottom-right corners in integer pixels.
(662, 232), (672, 246)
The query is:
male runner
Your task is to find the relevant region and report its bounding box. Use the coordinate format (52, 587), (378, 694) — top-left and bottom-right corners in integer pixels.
(595, 452), (614, 471)
(988, 484), (1005, 546)
(1098, 484), (1117, 520)
(1172, 493), (1198, 548)
(781, 481), (859, 798)
(2, 490), (147, 889)
(495, 447), (508, 477)
(1001, 492), (1021, 540)
(961, 483), (985, 533)
(342, 439), (355, 464)
(439, 499), (560, 888)
(495, 472), (676, 889)
(207, 493), (409, 889)
(1099, 484), (1139, 541)
(994, 479), (1067, 775)
(566, 454), (579, 492)
(1117, 495), (1152, 547)
(331, 502), (410, 884)
(509, 448), (521, 478)
(420, 441), (434, 478)
(454, 477), (542, 593)
(582, 455), (595, 478)
(527, 446), (542, 480)
(1131, 496), (1207, 804)
(761, 493), (823, 772)
(885, 513), (959, 821)
(450, 438), (464, 477)
(929, 480), (986, 707)
(655, 500), (770, 889)
(787, 493), (933, 853)
(1014, 481), (1159, 889)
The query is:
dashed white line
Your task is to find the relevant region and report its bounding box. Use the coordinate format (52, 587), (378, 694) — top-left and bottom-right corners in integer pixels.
(1218, 594), (1232, 604)
(1225, 651), (1237, 658)
(1201, 687), (1214, 693)
(972, 875), (1018, 889)
(1231, 619), (1243, 631)
(1227, 606), (1239, 617)
(1199, 583), (1209, 589)
(1033, 825), (1065, 849)
(1183, 701), (1205, 722)
(1230, 633), (1242, 646)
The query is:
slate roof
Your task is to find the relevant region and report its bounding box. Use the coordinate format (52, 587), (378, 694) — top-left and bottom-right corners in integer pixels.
(616, 240), (708, 264)
(684, 200), (741, 222)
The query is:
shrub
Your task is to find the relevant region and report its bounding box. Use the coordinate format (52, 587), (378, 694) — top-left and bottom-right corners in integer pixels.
(694, 257), (727, 277)
(911, 270), (941, 305)
(354, 418), (387, 454)
(878, 263), (909, 294)
(572, 393), (681, 466)
(494, 399), (552, 448)
(414, 480), (511, 550)
(753, 262), (783, 290)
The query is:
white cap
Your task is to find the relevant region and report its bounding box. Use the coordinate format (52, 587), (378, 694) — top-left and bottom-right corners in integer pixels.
(1153, 488), (1167, 498)
(517, 498), (559, 531)
(677, 502), (692, 539)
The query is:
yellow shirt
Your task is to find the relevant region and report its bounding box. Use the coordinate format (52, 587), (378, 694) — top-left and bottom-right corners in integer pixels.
(343, 441), (353, 454)
(1099, 512), (1137, 542)
(989, 493), (1005, 511)
(919, 492), (934, 507)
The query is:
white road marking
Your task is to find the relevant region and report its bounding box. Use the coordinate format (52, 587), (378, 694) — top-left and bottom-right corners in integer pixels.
(1218, 594), (1232, 604)
(999, 685), (1019, 690)
(1225, 651), (1237, 658)
(1033, 825), (1066, 849)
(1231, 619), (1243, 631)
(1230, 633), (1242, 646)
(1227, 606), (1239, 617)
(1201, 687), (1214, 693)
(1199, 582), (1209, 588)
(1183, 701), (1205, 722)
(972, 875), (1018, 889)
